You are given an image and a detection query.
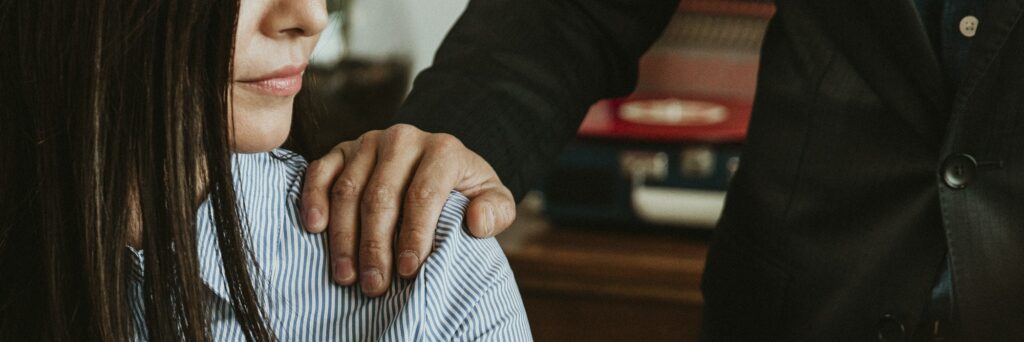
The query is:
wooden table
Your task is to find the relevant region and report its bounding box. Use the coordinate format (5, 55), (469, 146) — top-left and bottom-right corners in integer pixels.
(497, 200), (711, 341)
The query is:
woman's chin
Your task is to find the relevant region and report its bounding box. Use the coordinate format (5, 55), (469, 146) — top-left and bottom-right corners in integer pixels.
(228, 102), (294, 153)
(230, 127), (291, 153)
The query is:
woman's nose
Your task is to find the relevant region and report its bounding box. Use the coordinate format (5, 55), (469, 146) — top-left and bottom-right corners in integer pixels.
(261, 0), (328, 38)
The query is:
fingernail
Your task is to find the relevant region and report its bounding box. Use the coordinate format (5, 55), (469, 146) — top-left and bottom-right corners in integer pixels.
(361, 268), (383, 293)
(484, 206), (496, 236)
(306, 207), (323, 230)
(398, 251), (419, 277)
(333, 257), (355, 284)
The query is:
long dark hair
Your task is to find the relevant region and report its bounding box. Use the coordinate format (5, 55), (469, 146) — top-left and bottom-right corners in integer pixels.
(0, 0), (274, 340)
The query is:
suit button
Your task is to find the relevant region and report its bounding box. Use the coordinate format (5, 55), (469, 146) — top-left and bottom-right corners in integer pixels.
(941, 154), (977, 189)
(877, 313), (906, 341)
(960, 15), (979, 38)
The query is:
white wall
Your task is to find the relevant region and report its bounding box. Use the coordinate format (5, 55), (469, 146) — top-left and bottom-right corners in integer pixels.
(401, 0), (470, 75)
(310, 0), (469, 76)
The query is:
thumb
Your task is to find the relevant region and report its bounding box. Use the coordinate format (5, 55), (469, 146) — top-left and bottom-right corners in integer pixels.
(463, 182), (516, 238)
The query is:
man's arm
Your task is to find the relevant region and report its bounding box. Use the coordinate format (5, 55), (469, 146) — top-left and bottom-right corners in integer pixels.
(396, 0), (680, 199)
(302, 0), (680, 296)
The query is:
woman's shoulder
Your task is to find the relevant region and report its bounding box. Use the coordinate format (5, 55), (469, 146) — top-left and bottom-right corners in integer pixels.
(225, 151), (531, 339)
(231, 148), (308, 196)
(399, 192), (532, 340)
(425, 192), (505, 276)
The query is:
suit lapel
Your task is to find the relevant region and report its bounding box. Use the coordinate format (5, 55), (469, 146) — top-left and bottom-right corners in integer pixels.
(803, 0), (946, 141)
(863, 0), (946, 109)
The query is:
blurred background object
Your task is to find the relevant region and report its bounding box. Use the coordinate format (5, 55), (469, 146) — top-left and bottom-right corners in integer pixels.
(505, 1), (776, 341)
(539, 0), (773, 231)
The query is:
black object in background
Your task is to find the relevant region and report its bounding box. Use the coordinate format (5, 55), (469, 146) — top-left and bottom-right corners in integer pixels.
(287, 58), (411, 159)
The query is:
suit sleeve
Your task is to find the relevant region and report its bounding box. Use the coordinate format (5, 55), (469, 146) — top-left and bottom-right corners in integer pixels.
(393, 0), (680, 200)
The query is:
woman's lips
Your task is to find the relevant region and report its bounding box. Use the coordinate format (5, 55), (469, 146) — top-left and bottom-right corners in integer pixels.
(236, 64), (306, 97)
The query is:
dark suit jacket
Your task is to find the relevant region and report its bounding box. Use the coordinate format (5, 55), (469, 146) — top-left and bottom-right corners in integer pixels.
(394, 0), (1024, 340)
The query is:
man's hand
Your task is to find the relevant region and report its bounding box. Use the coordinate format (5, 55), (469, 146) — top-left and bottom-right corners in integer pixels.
(300, 124), (516, 297)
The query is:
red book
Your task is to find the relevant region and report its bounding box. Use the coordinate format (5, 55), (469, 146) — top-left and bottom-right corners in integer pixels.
(578, 95), (752, 143)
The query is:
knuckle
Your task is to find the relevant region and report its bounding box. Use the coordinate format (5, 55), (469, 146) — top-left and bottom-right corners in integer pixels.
(361, 130), (382, 140)
(329, 142), (347, 154)
(358, 241), (389, 263)
(330, 178), (361, 200)
(406, 184), (439, 206)
(362, 184), (397, 212)
(336, 140), (357, 154)
(358, 131), (382, 146)
(430, 133), (463, 152)
(329, 235), (357, 257)
(357, 138), (378, 155)
(379, 125), (422, 154)
(386, 123), (418, 139)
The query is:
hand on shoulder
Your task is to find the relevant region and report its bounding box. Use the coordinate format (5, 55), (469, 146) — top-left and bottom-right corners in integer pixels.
(299, 123), (517, 297)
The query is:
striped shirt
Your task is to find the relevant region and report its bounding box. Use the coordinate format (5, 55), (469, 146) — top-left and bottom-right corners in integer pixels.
(126, 149), (533, 341)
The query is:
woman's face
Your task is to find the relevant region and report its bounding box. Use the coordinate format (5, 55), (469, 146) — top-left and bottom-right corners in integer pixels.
(230, 0), (327, 153)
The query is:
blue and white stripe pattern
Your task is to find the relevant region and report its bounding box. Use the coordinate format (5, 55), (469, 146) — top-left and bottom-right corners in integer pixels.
(126, 149), (533, 341)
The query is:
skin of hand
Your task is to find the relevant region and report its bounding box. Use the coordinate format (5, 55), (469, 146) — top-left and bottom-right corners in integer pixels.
(300, 123), (517, 297)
